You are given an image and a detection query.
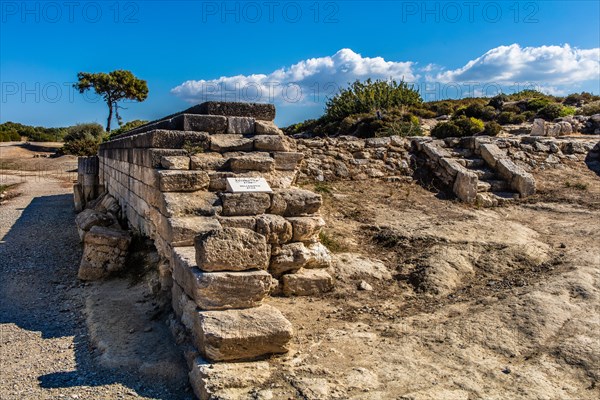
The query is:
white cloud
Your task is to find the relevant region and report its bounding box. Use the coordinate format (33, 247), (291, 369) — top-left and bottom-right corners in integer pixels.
(170, 49), (417, 105)
(434, 44), (600, 86)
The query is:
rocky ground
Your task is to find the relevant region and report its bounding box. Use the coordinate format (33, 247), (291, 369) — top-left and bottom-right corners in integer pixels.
(1, 141), (599, 399)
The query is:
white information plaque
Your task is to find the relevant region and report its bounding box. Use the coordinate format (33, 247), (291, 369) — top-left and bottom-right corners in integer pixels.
(226, 177), (273, 193)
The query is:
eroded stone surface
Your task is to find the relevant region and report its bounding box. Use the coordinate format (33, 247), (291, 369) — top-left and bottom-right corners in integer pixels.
(194, 228), (269, 272)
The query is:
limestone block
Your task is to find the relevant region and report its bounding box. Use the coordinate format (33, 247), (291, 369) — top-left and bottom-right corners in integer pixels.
(132, 130), (209, 149)
(171, 247), (273, 310)
(192, 305), (293, 362)
(227, 116), (255, 134)
(422, 142), (451, 162)
(158, 216), (222, 246)
(172, 114), (227, 134)
(193, 101), (276, 121)
(189, 359), (272, 400)
(269, 189), (322, 216)
(75, 209), (116, 239)
(453, 169), (478, 203)
(254, 135), (296, 152)
(190, 153), (227, 171)
(255, 120), (283, 135)
(439, 158), (464, 178)
(255, 214), (293, 244)
(229, 155), (275, 172)
(195, 227), (269, 272)
(264, 170), (298, 189)
(156, 191), (222, 218)
(157, 170), (210, 192)
(217, 216), (257, 230)
(531, 118), (546, 136)
(210, 135), (254, 152)
(208, 171), (261, 192)
(479, 143), (506, 168)
(78, 226), (131, 281)
(287, 216), (325, 242)
(161, 156), (191, 170)
(273, 152), (304, 170)
(220, 193), (271, 216)
(282, 269), (334, 296)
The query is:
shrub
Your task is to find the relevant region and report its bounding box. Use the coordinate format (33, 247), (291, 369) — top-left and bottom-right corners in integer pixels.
(430, 121), (462, 139)
(376, 121), (423, 137)
(538, 103), (564, 120)
(488, 94), (508, 110)
(498, 112), (526, 124)
(507, 89), (552, 101)
(325, 78), (422, 121)
(64, 123), (105, 142)
(580, 101), (600, 116)
(410, 106), (437, 118)
(60, 137), (99, 156)
(559, 106), (576, 117)
(464, 103), (496, 121)
(483, 121), (502, 136)
(526, 98), (551, 111)
(454, 116), (484, 135)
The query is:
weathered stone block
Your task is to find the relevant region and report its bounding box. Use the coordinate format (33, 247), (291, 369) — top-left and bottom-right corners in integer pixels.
(439, 157), (463, 178)
(287, 216), (325, 242)
(422, 142), (451, 162)
(172, 114), (227, 134)
(158, 216), (222, 246)
(269, 189), (322, 216)
(210, 135), (254, 152)
(254, 135), (296, 152)
(282, 269), (334, 297)
(161, 155), (190, 170)
(192, 101), (276, 121)
(255, 214), (292, 244)
(192, 305), (293, 362)
(217, 216), (257, 230)
(227, 116), (255, 134)
(273, 152), (304, 170)
(229, 155), (274, 172)
(208, 171), (261, 192)
(190, 153), (227, 171)
(78, 226), (131, 281)
(531, 118), (546, 136)
(195, 227), (269, 271)
(156, 192), (221, 218)
(479, 143), (506, 168)
(189, 359), (272, 400)
(255, 120), (283, 135)
(453, 169), (478, 203)
(75, 209), (116, 239)
(157, 170), (210, 192)
(132, 130), (209, 149)
(171, 247), (273, 310)
(220, 192), (271, 216)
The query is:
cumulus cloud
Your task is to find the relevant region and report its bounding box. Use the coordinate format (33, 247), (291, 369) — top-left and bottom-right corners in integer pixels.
(434, 44), (600, 86)
(170, 49), (417, 105)
(171, 44), (600, 112)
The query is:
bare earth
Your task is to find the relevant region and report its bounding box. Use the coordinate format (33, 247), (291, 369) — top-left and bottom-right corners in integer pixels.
(1, 142), (599, 399)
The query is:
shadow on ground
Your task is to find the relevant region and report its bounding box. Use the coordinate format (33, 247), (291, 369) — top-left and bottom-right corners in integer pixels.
(0, 193), (189, 399)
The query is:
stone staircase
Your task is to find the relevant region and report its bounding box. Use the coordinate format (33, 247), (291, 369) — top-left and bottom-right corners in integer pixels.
(415, 137), (535, 206)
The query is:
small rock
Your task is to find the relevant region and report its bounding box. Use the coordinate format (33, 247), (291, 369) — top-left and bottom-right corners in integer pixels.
(358, 281), (373, 291)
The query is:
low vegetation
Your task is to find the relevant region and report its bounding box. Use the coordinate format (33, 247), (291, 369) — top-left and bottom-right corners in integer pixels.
(284, 80), (600, 138)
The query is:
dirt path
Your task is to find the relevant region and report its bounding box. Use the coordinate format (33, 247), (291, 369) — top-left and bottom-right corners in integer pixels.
(0, 174), (188, 399)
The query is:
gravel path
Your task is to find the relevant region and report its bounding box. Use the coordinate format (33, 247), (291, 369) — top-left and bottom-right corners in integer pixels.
(0, 175), (187, 399)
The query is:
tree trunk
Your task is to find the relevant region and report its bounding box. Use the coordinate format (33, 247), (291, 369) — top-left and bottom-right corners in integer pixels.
(106, 100), (113, 132)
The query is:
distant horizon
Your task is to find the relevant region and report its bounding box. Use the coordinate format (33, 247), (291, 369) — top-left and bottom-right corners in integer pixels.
(1, 1), (599, 128)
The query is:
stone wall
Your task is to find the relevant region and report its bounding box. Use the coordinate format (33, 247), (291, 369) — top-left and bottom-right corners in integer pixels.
(93, 102), (334, 399)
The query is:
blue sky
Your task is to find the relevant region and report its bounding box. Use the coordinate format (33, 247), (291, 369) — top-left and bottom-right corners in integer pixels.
(1, 0), (599, 128)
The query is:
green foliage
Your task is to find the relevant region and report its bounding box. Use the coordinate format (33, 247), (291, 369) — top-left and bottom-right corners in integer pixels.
(376, 120), (423, 138)
(0, 129), (21, 142)
(74, 70), (149, 132)
(464, 103), (497, 121)
(580, 101), (600, 116)
(409, 106), (437, 118)
(319, 231), (346, 253)
(537, 103), (564, 120)
(559, 106), (576, 117)
(313, 183), (332, 194)
(109, 119), (148, 138)
(60, 137), (100, 156)
(497, 112), (526, 125)
(0, 121), (66, 142)
(483, 121), (502, 136)
(63, 123), (105, 142)
(455, 116), (484, 135)
(564, 181), (588, 190)
(488, 94), (508, 110)
(563, 92), (600, 106)
(430, 121), (463, 139)
(507, 89), (553, 101)
(526, 98), (551, 111)
(324, 79), (422, 121)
